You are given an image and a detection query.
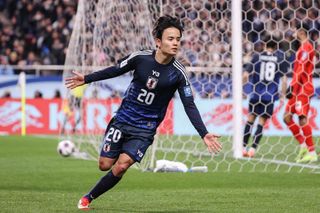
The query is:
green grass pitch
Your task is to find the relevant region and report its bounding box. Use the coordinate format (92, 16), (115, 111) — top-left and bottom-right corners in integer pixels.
(1, 135), (320, 213)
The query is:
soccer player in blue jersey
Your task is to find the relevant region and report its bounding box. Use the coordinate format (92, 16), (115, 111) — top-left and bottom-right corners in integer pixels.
(65, 15), (222, 210)
(242, 40), (288, 157)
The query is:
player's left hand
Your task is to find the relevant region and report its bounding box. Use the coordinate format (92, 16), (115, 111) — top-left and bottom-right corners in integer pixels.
(65, 70), (85, 89)
(203, 133), (222, 154)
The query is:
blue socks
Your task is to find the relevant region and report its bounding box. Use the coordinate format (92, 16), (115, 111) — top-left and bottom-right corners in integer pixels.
(252, 124), (263, 149)
(85, 170), (122, 201)
(243, 121), (253, 147)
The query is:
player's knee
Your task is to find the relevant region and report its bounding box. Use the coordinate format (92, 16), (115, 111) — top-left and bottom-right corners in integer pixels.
(98, 159), (112, 171)
(113, 162), (130, 176)
(299, 120), (307, 127)
(283, 115), (291, 124)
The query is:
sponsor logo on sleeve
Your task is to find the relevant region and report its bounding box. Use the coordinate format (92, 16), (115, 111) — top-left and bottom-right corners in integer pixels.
(120, 60), (128, 68)
(183, 86), (193, 97)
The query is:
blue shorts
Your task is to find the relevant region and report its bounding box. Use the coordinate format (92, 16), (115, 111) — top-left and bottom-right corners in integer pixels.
(249, 99), (274, 118)
(100, 119), (155, 163)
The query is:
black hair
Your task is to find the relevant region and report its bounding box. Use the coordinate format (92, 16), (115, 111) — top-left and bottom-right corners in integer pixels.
(297, 22), (309, 35)
(266, 40), (277, 49)
(301, 22), (310, 31)
(152, 15), (184, 39)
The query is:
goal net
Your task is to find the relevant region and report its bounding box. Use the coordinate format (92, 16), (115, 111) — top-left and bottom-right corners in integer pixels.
(62, 0), (320, 172)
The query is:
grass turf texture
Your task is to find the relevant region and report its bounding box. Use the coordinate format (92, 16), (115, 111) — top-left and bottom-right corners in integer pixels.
(1, 136), (320, 213)
(71, 134), (320, 173)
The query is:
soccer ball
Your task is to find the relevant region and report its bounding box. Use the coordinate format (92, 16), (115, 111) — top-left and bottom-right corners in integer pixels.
(57, 140), (75, 157)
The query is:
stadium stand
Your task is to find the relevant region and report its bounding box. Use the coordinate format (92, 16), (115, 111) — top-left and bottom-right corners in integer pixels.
(0, 0), (77, 74)
(0, 0), (319, 98)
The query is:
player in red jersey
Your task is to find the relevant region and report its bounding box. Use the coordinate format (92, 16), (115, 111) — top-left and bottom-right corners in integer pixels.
(283, 28), (317, 163)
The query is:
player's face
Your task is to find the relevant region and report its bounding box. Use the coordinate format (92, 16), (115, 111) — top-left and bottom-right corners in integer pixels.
(295, 30), (306, 41)
(156, 27), (181, 56)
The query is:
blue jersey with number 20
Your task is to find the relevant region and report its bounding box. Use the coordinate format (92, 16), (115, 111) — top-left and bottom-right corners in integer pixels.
(84, 50), (208, 138)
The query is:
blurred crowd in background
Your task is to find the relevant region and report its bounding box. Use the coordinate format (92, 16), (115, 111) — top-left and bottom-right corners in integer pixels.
(0, 0), (319, 74)
(0, 0), (319, 99)
(0, 0), (77, 75)
(171, 0), (320, 68)
(242, 0), (320, 66)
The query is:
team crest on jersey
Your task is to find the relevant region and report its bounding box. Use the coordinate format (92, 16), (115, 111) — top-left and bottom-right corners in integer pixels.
(301, 51), (308, 61)
(146, 76), (158, 90)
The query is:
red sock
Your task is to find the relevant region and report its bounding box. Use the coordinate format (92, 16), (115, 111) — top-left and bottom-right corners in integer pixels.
(301, 124), (314, 152)
(286, 120), (304, 144)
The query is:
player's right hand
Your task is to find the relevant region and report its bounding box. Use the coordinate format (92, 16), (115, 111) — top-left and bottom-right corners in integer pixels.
(286, 86), (293, 99)
(65, 71), (85, 89)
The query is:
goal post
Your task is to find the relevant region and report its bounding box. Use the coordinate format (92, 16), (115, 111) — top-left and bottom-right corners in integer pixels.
(231, 0), (243, 159)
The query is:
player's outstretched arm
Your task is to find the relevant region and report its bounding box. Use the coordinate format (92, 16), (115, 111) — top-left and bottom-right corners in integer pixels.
(65, 71), (85, 89)
(203, 133), (222, 154)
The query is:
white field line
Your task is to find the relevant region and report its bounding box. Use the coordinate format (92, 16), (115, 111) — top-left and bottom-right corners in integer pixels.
(238, 156), (320, 169)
